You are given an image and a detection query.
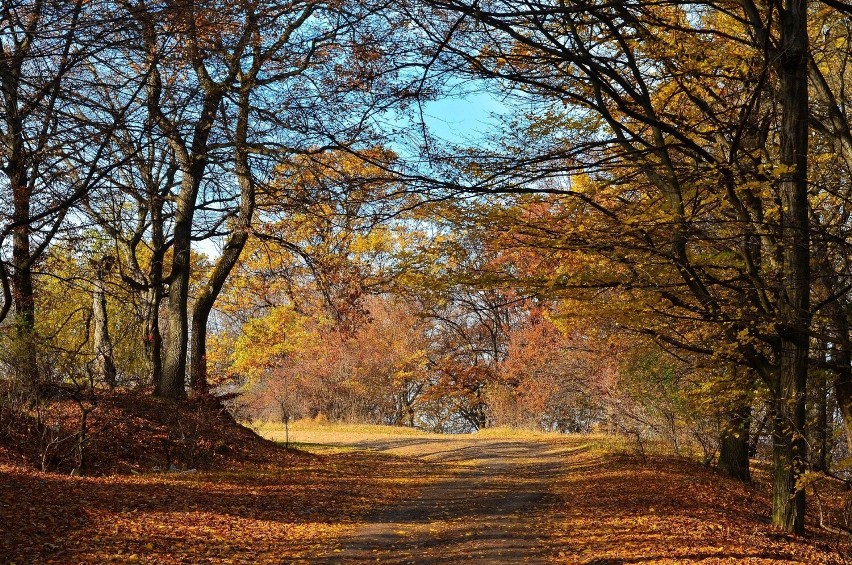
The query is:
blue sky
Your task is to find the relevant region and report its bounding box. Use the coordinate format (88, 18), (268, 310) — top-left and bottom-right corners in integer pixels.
(421, 91), (508, 143)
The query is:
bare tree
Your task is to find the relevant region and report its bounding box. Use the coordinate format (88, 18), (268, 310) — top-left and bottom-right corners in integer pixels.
(0, 0), (133, 391)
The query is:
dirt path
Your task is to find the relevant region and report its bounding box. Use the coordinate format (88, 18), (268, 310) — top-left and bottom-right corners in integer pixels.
(287, 431), (600, 563)
(312, 436), (578, 563)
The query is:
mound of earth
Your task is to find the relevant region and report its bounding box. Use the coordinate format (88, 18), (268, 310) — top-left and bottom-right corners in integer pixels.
(0, 390), (291, 475)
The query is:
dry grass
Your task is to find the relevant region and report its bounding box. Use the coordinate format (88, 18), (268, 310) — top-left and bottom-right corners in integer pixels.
(255, 420), (676, 459)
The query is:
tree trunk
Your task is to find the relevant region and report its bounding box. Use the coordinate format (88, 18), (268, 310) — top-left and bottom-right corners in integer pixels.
(771, 391), (807, 533)
(3, 21), (38, 392)
(147, 201), (166, 395)
(188, 202), (252, 394)
(11, 170), (38, 390)
(159, 215), (191, 399)
(771, 0), (810, 533)
(156, 98), (217, 400)
(189, 89), (255, 394)
(146, 285), (164, 395)
(813, 348), (831, 472)
(188, 309), (209, 395)
(718, 403), (751, 481)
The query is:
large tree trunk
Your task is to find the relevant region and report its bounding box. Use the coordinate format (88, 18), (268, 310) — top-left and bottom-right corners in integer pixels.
(156, 98), (218, 399)
(159, 213), (192, 399)
(189, 90), (255, 394)
(771, 0), (810, 534)
(718, 403), (751, 481)
(2, 11), (38, 392)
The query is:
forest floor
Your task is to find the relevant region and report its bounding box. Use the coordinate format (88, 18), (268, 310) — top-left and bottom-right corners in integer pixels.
(263, 423), (850, 564)
(1, 409), (850, 563)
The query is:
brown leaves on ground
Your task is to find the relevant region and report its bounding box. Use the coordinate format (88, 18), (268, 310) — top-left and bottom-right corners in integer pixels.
(547, 449), (848, 564)
(1, 414), (850, 564)
(0, 391), (279, 475)
(0, 449), (425, 564)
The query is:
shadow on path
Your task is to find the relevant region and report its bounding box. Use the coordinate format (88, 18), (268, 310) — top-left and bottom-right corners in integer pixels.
(313, 436), (573, 563)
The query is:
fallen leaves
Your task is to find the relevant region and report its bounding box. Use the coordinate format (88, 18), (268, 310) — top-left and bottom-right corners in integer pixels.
(1, 415), (850, 563)
(0, 449), (424, 564)
(547, 450), (848, 564)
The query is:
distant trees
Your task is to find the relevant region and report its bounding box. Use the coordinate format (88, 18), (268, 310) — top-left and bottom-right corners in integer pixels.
(216, 295), (431, 425)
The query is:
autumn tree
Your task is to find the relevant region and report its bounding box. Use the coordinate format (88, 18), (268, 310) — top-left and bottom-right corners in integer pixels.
(111, 0), (420, 399)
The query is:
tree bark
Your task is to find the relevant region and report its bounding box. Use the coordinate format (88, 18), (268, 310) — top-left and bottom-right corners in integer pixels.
(2, 5), (38, 392)
(145, 2), (233, 399)
(718, 403), (751, 481)
(188, 230), (251, 394)
(771, 0), (810, 534)
(159, 198), (193, 400)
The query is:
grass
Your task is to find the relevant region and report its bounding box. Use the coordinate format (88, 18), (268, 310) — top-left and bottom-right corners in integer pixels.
(253, 419), (687, 461)
(251, 420), (444, 454)
(252, 419), (439, 436)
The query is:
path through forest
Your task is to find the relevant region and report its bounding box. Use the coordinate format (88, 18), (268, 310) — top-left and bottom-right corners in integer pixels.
(274, 427), (841, 564)
(319, 435), (572, 562)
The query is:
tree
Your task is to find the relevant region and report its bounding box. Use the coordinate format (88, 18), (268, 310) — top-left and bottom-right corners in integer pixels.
(119, 0), (415, 399)
(90, 255), (117, 387)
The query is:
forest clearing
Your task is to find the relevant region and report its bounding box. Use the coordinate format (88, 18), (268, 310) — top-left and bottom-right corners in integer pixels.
(1, 399), (849, 564)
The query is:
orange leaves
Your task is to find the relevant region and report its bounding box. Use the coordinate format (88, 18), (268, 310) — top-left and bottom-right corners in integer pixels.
(0, 453), (390, 564)
(219, 295), (430, 423)
(549, 452), (845, 564)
